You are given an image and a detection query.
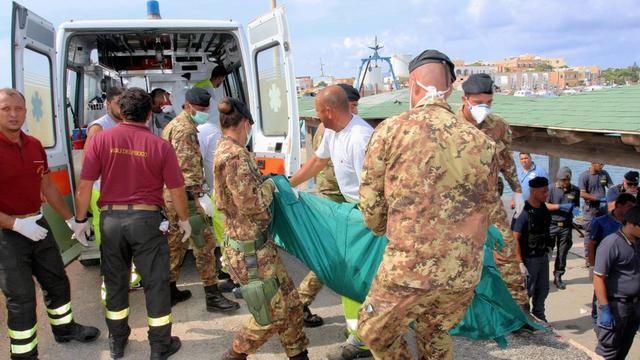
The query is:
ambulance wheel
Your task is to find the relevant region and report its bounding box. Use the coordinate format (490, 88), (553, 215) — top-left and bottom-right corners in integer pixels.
(80, 258), (100, 267)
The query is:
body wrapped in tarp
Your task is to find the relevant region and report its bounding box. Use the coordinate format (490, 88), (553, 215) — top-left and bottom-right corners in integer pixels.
(268, 176), (544, 345)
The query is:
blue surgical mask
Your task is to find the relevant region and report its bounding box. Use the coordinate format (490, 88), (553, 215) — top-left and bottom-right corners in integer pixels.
(191, 111), (209, 124)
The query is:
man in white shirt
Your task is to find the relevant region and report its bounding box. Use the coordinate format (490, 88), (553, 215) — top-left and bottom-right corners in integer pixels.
(289, 85), (373, 359)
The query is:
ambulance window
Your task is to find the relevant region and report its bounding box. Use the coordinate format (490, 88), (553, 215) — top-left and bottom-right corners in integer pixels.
(66, 69), (80, 129)
(255, 45), (289, 136)
(23, 48), (56, 148)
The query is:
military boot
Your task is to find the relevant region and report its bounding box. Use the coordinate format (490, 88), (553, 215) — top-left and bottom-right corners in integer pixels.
(220, 348), (248, 360)
(303, 306), (324, 328)
(289, 350), (309, 360)
(150, 336), (181, 360)
(553, 274), (566, 290)
(205, 284), (240, 312)
(170, 282), (191, 306)
(326, 343), (371, 360)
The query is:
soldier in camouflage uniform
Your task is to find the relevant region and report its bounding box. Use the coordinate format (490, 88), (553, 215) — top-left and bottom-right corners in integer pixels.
(457, 74), (529, 308)
(215, 97), (309, 360)
(357, 50), (500, 359)
(162, 87), (239, 313)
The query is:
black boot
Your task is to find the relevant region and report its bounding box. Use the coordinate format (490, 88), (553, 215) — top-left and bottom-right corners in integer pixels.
(109, 334), (129, 359)
(53, 322), (100, 343)
(554, 274), (566, 290)
(303, 306), (324, 328)
(170, 282), (191, 306)
(289, 350), (309, 360)
(205, 284), (240, 312)
(218, 279), (239, 292)
(150, 336), (181, 360)
(220, 348), (248, 360)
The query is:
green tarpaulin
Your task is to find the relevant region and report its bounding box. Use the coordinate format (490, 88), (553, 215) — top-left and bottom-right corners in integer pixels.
(269, 176), (545, 346)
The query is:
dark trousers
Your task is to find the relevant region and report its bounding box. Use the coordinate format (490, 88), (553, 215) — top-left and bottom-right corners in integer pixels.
(595, 300), (640, 360)
(583, 206), (604, 259)
(524, 254), (550, 320)
(0, 218), (74, 360)
(100, 209), (172, 353)
(550, 224), (572, 276)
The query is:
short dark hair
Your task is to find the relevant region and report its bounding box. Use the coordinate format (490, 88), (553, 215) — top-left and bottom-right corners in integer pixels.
(218, 97), (253, 129)
(210, 65), (227, 80)
(118, 88), (152, 123)
(106, 86), (124, 102)
(622, 205), (640, 226)
(615, 192), (637, 207)
(519, 152), (531, 158)
(149, 88), (168, 103)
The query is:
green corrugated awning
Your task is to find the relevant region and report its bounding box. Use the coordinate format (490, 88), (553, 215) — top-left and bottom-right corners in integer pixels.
(298, 85), (640, 134)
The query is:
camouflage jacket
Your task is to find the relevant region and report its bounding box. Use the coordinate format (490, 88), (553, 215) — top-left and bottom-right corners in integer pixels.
(360, 97), (500, 290)
(213, 136), (275, 241)
(313, 123), (345, 202)
(457, 110), (522, 193)
(162, 111), (205, 193)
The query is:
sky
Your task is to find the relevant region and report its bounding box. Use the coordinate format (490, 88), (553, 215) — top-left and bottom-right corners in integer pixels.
(1, 0), (640, 87)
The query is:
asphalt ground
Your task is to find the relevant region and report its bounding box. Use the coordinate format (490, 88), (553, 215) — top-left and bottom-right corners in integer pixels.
(0, 245), (606, 360)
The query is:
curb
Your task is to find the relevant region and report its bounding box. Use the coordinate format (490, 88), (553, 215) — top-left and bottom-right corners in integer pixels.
(549, 325), (602, 360)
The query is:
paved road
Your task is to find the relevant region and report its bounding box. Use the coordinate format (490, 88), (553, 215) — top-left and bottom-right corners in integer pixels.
(0, 244), (604, 360)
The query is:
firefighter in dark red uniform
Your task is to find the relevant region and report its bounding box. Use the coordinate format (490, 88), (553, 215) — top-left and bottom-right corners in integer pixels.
(0, 88), (99, 360)
(74, 88), (189, 359)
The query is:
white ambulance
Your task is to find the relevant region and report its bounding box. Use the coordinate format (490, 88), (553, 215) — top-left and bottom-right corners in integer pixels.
(8, 0), (301, 264)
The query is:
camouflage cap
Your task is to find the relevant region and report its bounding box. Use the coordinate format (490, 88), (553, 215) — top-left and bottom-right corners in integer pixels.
(408, 49), (456, 81)
(462, 74), (494, 95)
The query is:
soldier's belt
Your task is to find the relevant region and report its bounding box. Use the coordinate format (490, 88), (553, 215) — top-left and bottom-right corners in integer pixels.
(13, 212), (40, 219)
(100, 204), (160, 211)
(224, 233), (267, 254)
(550, 220), (568, 227)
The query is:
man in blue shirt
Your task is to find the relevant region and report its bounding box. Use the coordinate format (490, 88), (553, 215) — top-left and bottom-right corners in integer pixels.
(512, 153), (549, 217)
(593, 205), (640, 360)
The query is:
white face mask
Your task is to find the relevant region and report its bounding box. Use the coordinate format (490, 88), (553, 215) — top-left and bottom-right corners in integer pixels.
(412, 80), (450, 108)
(161, 105), (174, 114)
(467, 101), (492, 124)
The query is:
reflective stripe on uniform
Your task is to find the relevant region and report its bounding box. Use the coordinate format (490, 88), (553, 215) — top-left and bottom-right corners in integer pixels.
(49, 313), (73, 326)
(8, 325), (37, 340)
(10, 338), (38, 354)
(105, 307), (130, 321)
(47, 302), (71, 315)
(147, 313), (172, 327)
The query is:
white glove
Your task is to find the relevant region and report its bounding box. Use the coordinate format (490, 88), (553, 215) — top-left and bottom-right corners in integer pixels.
(159, 220), (169, 233)
(197, 194), (214, 217)
(519, 262), (529, 276)
(178, 219), (192, 243)
(13, 214), (48, 241)
(65, 218), (90, 246)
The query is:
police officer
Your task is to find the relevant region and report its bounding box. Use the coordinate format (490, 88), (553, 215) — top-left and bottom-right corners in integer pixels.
(296, 83), (360, 332)
(606, 170), (638, 211)
(357, 50), (500, 359)
(0, 88), (99, 360)
(215, 97), (309, 360)
(457, 74), (529, 311)
(75, 88), (187, 359)
(545, 166), (580, 289)
(593, 205), (640, 360)
(512, 177), (554, 322)
(161, 87), (239, 312)
(578, 163), (613, 263)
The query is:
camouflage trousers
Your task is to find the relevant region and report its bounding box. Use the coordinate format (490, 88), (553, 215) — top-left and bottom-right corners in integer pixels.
(490, 203), (529, 306)
(297, 271), (324, 307)
(226, 241), (309, 357)
(164, 198), (217, 286)
(358, 277), (475, 360)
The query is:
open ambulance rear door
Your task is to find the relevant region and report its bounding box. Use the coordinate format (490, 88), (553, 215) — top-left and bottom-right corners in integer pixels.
(11, 1), (82, 265)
